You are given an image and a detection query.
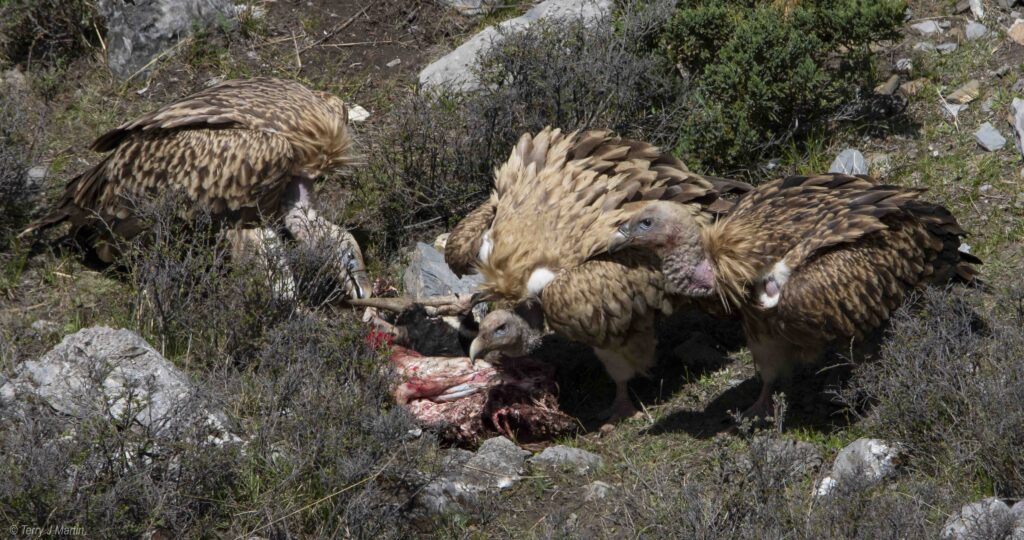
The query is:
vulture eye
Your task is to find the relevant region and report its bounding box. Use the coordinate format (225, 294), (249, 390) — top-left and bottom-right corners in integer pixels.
(493, 324), (508, 337)
(638, 218), (654, 230)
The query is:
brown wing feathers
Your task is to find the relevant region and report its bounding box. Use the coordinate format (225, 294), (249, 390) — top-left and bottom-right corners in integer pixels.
(703, 173), (978, 342)
(22, 78), (353, 244)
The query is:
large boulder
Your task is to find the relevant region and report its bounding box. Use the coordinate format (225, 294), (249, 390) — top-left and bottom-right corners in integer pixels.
(404, 242), (484, 299)
(419, 0), (613, 91)
(0, 327), (236, 444)
(99, 0), (236, 79)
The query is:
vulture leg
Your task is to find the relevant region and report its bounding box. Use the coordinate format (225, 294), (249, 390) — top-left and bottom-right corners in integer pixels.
(743, 336), (795, 419)
(224, 227), (296, 300)
(594, 348), (643, 423)
(282, 176), (371, 299)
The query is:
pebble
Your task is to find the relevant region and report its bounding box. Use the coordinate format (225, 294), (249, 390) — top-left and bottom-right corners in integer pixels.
(936, 42), (959, 54)
(347, 104), (371, 123)
(1009, 19), (1024, 46)
(941, 102), (967, 120)
(965, 21), (988, 40)
(828, 149), (868, 175)
(911, 21), (942, 35)
(975, 122), (1007, 152)
(946, 79), (980, 104)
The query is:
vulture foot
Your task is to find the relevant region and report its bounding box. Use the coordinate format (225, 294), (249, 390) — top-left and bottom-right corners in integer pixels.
(597, 394), (643, 428)
(740, 387), (776, 420)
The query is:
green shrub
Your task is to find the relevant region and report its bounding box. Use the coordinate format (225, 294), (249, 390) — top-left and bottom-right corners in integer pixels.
(661, 0), (905, 174)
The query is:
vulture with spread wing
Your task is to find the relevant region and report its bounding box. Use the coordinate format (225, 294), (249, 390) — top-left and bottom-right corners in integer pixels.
(22, 77), (370, 299)
(445, 127), (751, 420)
(611, 174), (980, 417)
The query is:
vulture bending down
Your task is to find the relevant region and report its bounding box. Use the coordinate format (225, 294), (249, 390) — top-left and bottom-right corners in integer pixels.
(444, 127), (751, 421)
(610, 174), (981, 418)
(21, 77), (370, 299)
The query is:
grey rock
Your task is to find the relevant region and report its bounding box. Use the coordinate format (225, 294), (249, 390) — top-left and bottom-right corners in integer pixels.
(30, 319), (61, 334)
(941, 498), (1013, 540)
(1015, 79), (1024, 93)
(895, 58), (913, 72)
(385, 58), (402, 68)
(529, 445), (604, 474)
(419, 0), (612, 91)
(465, 436), (531, 488)
(911, 21), (943, 35)
(99, 0), (236, 79)
(399, 244), (486, 355)
(970, 0), (985, 19)
(816, 438), (902, 496)
(992, 65), (1010, 78)
(443, 0), (500, 16)
(975, 122), (1007, 151)
(583, 480), (614, 501)
(828, 148), (868, 175)
(347, 104), (370, 123)
(26, 165), (48, 190)
(1, 68), (27, 91)
(942, 102), (968, 120)
(913, 42), (937, 52)
(1009, 98), (1024, 159)
(1012, 501), (1024, 540)
(966, 21), (989, 40)
(981, 95), (995, 113)
(404, 242), (484, 299)
(937, 42), (960, 54)
(0, 327), (237, 444)
(417, 437), (529, 513)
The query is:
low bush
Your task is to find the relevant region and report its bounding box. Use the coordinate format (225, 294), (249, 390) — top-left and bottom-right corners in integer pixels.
(0, 0), (101, 68)
(0, 91), (41, 246)
(1, 192), (439, 537)
(843, 286), (1024, 495)
(661, 0), (906, 174)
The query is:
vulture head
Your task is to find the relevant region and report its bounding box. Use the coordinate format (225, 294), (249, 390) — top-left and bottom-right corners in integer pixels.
(609, 201), (717, 298)
(468, 300), (545, 363)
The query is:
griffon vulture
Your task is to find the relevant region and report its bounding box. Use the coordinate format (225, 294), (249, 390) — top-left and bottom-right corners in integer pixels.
(21, 77), (370, 299)
(610, 174), (980, 417)
(445, 127), (751, 420)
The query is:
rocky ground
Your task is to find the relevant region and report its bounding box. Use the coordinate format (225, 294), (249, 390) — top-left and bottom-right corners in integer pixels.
(2, 0), (1024, 538)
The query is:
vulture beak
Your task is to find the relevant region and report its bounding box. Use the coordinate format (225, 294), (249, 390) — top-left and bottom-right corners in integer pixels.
(608, 227), (632, 254)
(468, 337), (487, 365)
